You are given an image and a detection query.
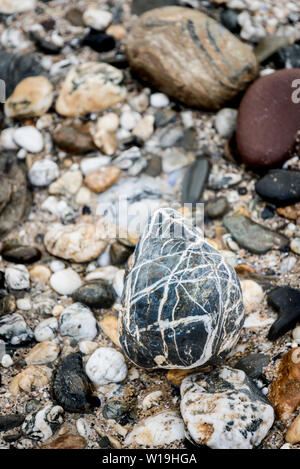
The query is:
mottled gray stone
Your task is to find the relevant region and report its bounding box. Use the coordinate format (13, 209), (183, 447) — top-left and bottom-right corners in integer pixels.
(224, 214), (289, 254)
(181, 158), (210, 204)
(120, 208), (245, 369)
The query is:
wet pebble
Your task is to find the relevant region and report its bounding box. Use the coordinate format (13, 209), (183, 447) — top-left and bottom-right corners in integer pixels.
(215, 108), (237, 138)
(182, 158), (210, 204)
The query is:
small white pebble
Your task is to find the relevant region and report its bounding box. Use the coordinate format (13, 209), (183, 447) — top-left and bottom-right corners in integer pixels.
(16, 297), (31, 311)
(150, 92), (169, 108)
(1, 354), (13, 368)
(85, 347), (128, 385)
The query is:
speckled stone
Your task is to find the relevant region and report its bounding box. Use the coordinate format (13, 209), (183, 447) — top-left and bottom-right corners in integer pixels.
(224, 214), (289, 254)
(181, 367), (274, 449)
(126, 7), (258, 110)
(120, 208), (245, 369)
(236, 69), (300, 169)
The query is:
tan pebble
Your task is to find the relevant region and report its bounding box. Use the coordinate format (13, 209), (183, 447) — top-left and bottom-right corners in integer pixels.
(106, 24), (126, 41)
(25, 341), (60, 365)
(99, 315), (120, 347)
(63, 158), (73, 169)
(49, 170), (83, 196)
(52, 305), (64, 317)
(93, 130), (117, 155)
(5, 76), (54, 118)
(166, 368), (209, 387)
(29, 265), (51, 284)
(277, 205), (300, 221)
(235, 264), (256, 276)
(240, 280), (264, 314)
(84, 166), (121, 193)
(41, 434), (87, 449)
(96, 113), (119, 132)
(79, 340), (98, 355)
(269, 348), (300, 420)
(286, 413), (300, 444)
(132, 115), (154, 141)
(9, 365), (52, 395)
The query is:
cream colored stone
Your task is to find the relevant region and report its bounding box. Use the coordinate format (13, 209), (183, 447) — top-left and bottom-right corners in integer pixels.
(29, 265), (51, 284)
(44, 222), (107, 263)
(93, 130), (117, 155)
(240, 280), (264, 314)
(25, 341), (60, 365)
(56, 63), (126, 117)
(99, 315), (120, 347)
(85, 166), (121, 193)
(75, 187), (92, 205)
(132, 115), (154, 140)
(5, 76), (54, 119)
(0, 0), (36, 15)
(49, 170), (83, 196)
(106, 24), (126, 41)
(52, 305), (64, 317)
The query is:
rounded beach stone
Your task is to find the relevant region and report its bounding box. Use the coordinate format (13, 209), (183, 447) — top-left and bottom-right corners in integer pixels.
(180, 367), (274, 449)
(236, 69), (300, 169)
(85, 347), (127, 385)
(120, 208), (245, 369)
(126, 6), (258, 110)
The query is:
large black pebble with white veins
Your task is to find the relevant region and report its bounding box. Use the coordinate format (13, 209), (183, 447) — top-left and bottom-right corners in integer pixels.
(120, 208), (245, 369)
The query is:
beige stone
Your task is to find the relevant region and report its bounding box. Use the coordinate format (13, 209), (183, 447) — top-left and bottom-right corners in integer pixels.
(29, 265), (51, 284)
(25, 341), (60, 365)
(49, 170), (83, 196)
(132, 115), (154, 140)
(42, 433), (87, 449)
(286, 413), (300, 444)
(99, 315), (120, 347)
(126, 7), (258, 110)
(56, 63), (126, 117)
(44, 222), (107, 263)
(75, 186), (92, 205)
(106, 24), (126, 41)
(9, 365), (52, 395)
(85, 166), (121, 193)
(5, 76), (54, 119)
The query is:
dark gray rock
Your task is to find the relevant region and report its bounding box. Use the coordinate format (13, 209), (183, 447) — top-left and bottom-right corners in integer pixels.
(2, 243), (41, 264)
(224, 214), (289, 254)
(256, 170), (300, 207)
(0, 414), (25, 432)
(271, 43), (300, 69)
(72, 281), (115, 309)
(182, 158), (210, 204)
(120, 208), (245, 369)
(102, 400), (129, 421)
(52, 353), (100, 413)
(235, 353), (270, 381)
(132, 0), (179, 16)
(110, 242), (133, 266)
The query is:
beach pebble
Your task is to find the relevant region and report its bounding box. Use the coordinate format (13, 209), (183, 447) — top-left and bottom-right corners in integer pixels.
(50, 268), (82, 296)
(1, 354), (13, 367)
(124, 411), (184, 447)
(22, 404), (64, 442)
(16, 297), (31, 311)
(29, 159), (59, 187)
(79, 340), (98, 355)
(5, 76), (54, 119)
(150, 92), (170, 108)
(80, 156), (111, 176)
(292, 326), (300, 344)
(290, 238), (300, 255)
(240, 280), (264, 314)
(14, 126), (44, 154)
(83, 8), (112, 31)
(59, 303), (97, 341)
(34, 317), (58, 342)
(0, 0), (36, 14)
(49, 169), (82, 196)
(86, 347), (127, 385)
(215, 108), (237, 138)
(25, 341), (60, 365)
(5, 265), (30, 290)
(9, 365), (52, 395)
(286, 414), (300, 444)
(84, 166), (121, 193)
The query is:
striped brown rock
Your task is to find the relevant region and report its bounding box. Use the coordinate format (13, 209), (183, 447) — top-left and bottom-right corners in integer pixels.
(126, 6), (258, 110)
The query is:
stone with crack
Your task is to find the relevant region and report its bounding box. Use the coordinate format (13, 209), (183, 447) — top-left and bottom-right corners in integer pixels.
(120, 208), (245, 369)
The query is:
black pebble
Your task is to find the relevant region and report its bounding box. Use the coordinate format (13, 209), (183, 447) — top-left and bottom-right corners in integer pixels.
(220, 9), (241, 34)
(52, 353), (100, 413)
(271, 44), (300, 69)
(82, 30), (116, 52)
(256, 169), (300, 207)
(267, 286), (300, 341)
(0, 414), (25, 432)
(235, 353), (270, 383)
(182, 158), (211, 205)
(261, 205), (275, 220)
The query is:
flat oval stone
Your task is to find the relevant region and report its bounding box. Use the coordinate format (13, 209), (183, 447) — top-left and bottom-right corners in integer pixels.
(120, 208), (245, 369)
(2, 244), (41, 264)
(126, 6), (258, 110)
(236, 69), (300, 169)
(256, 170), (300, 207)
(52, 124), (96, 155)
(181, 158), (210, 204)
(224, 214), (289, 254)
(72, 281), (116, 309)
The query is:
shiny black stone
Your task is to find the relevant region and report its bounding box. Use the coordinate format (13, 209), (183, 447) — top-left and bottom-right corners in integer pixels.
(267, 286), (300, 341)
(82, 30), (116, 52)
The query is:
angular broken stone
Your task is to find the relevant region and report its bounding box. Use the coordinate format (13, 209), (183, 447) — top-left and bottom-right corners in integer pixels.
(267, 287), (300, 341)
(120, 208), (245, 369)
(224, 214), (289, 254)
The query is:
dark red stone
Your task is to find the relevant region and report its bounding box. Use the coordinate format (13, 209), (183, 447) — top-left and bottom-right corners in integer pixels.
(236, 69), (300, 169)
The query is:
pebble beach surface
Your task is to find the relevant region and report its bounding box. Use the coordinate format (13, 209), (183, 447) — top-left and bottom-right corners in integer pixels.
(0, 0), (299, 451)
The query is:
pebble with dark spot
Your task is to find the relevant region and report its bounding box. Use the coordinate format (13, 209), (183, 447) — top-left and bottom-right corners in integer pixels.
(2, 243), (41, 265)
